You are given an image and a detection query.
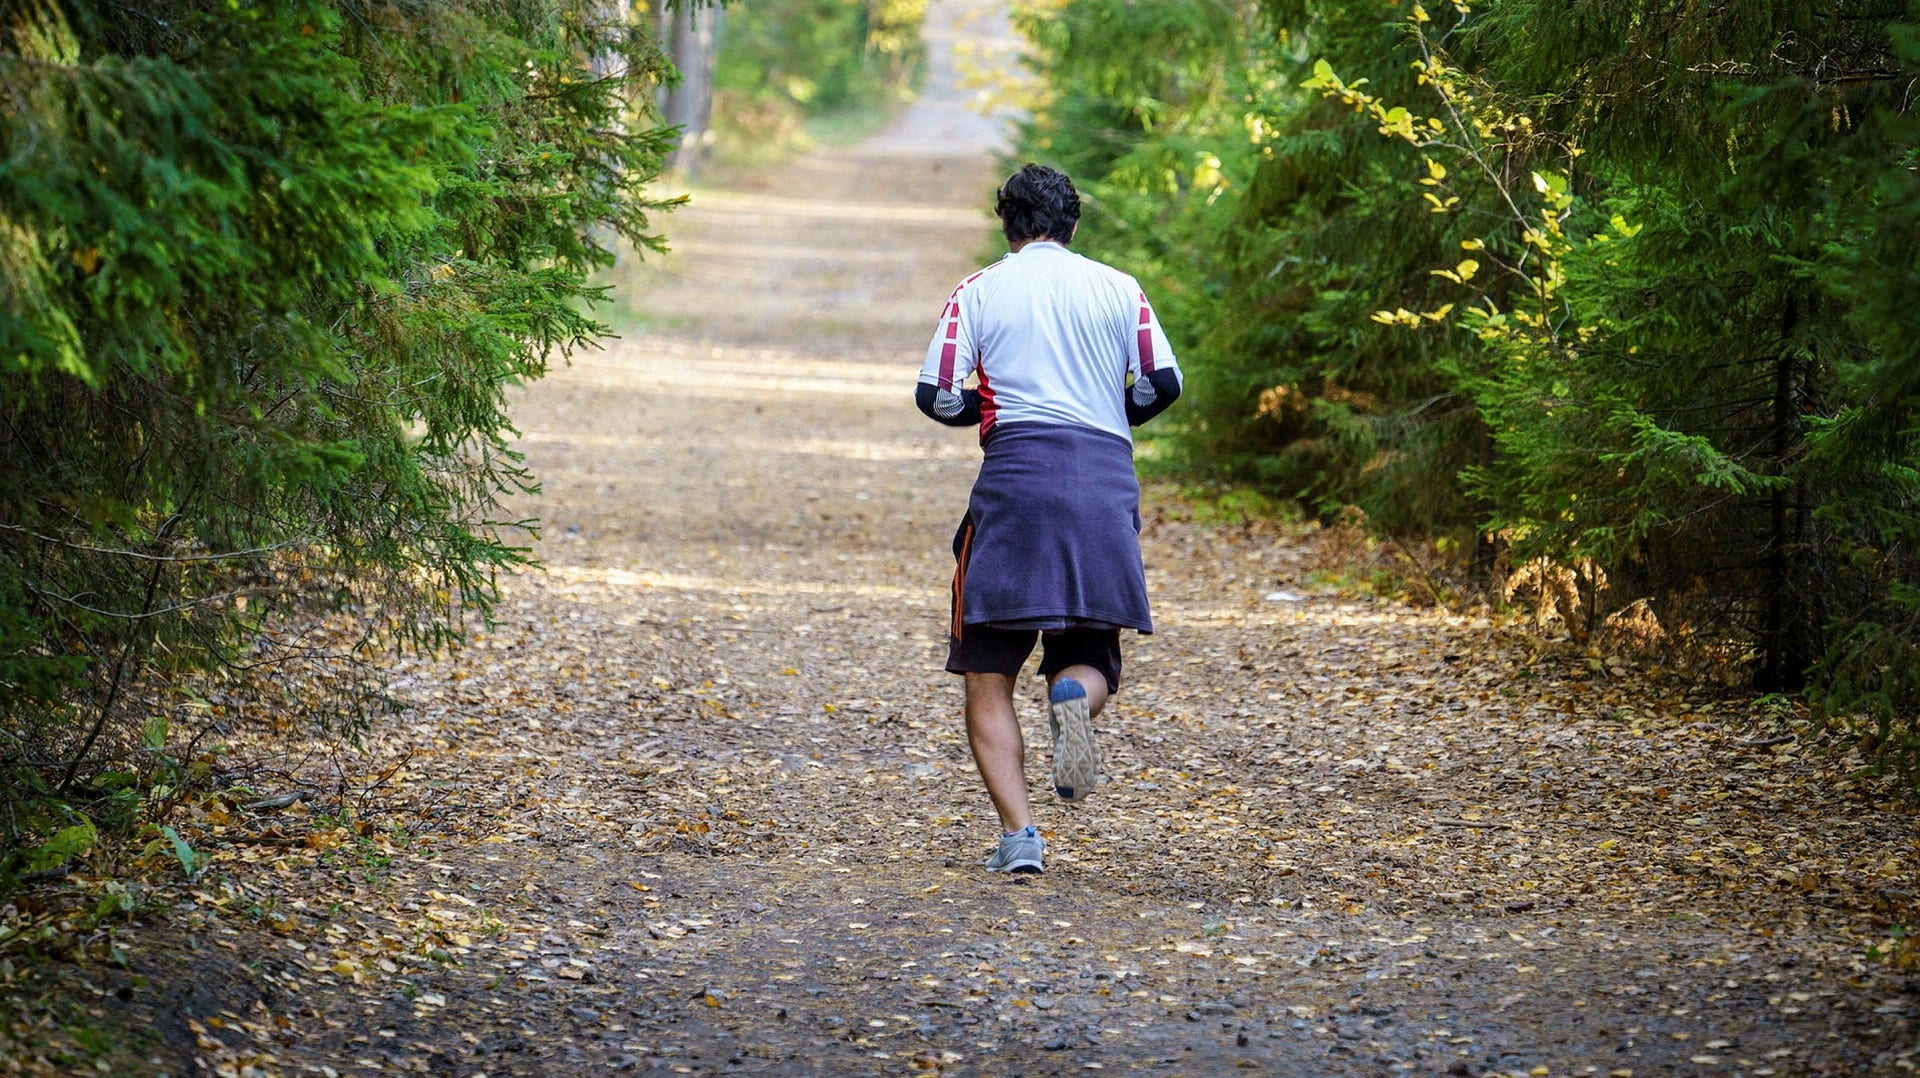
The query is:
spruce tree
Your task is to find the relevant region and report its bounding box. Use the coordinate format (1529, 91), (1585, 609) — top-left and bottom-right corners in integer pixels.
(0, 0), (683, 855)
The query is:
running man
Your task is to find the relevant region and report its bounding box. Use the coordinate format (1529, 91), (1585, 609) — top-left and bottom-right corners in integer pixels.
(915, 163), (1183, 874)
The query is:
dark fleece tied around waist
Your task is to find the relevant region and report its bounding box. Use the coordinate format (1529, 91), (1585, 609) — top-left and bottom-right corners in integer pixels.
(952, 423), (1152, 633)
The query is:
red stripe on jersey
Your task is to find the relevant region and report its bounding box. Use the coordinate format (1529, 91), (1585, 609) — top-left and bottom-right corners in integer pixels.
(937, 265), (999, 393)
(939, 343), (959, 389)
(938, 300), (960, 389)
(976, 361), (999, 444)
(1137, 300), (1157, 374)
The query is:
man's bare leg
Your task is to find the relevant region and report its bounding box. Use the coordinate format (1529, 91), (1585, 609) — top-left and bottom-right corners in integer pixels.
(964, 671), (1032, 833)
(1048, 664), (1110, 719)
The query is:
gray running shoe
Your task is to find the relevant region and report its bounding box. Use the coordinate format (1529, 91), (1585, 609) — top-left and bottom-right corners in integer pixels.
(1048, 677), (1100, 801)
(984, 826), (1045, 873)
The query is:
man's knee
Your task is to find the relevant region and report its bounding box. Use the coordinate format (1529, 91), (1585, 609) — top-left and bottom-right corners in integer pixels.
(964, 670), (1017, 701)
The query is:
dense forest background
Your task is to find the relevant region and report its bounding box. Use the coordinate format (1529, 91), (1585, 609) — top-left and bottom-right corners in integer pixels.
(709, 0), (927, 153)
(3, 0), (1918, 893)
(1009, 0), (1920, 780)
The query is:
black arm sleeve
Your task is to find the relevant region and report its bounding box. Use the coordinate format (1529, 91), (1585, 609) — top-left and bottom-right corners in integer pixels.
(1125, 368), (1183, 427)
(916, 382), (983, 427)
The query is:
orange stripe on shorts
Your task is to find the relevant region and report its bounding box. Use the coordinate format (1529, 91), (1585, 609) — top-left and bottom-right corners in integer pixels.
(950, 521), (973, 640)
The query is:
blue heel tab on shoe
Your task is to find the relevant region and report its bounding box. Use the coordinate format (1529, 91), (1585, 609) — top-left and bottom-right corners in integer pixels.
(1049, 678), (1087, 703)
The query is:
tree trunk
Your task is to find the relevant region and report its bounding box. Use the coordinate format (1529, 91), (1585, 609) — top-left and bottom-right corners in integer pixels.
(1757, 299), (1808, 692)
(590, 0), (628, 262)
(590, 0), (626, 83)
(1471, 419), (1500, 578)
(656, 3), (722, 174)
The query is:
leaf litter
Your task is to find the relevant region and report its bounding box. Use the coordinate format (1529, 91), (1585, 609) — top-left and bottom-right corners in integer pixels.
(4, 18), (1918, 1075)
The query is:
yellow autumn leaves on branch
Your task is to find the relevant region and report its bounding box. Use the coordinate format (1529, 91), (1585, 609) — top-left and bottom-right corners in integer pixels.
(1300, 3), (1637, 352)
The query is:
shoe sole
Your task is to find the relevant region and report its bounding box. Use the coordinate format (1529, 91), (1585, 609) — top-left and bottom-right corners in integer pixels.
(988, 860), (1043, 874)
(1050, 692), (1099, 801)
(984, 842), (1045, 874)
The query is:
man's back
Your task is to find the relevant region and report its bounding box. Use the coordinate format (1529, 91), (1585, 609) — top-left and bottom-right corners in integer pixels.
(921, 241), (1176, 442)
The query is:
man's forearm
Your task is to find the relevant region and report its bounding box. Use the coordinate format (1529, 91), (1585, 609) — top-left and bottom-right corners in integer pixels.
(917, 382), (983, 427)
(1125, 368), (1183, 426)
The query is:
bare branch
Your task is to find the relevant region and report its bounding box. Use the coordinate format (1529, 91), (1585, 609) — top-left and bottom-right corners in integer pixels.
(0, 522), (308, 564)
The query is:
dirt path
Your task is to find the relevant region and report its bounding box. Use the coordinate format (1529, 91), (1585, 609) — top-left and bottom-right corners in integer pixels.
(34, 3), (1915, 1075)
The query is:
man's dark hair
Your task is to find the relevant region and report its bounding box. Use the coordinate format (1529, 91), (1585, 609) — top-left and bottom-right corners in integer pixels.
(996, 163), (1080, 245)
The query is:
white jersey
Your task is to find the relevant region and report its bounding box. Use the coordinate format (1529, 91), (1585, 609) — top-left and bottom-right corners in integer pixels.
(917, 242), (1180, 443)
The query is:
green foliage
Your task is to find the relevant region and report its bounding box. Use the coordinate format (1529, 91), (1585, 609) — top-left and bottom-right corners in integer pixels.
(1405, 1), (1920, 766)
(25, 821), (96, 876)
(1014, 0), (1920, 782)
(0, 0), (682, 863)
(152, 825), (200, 881)
(1014, 0), (1484, 532)
(714, 0), (926, 144)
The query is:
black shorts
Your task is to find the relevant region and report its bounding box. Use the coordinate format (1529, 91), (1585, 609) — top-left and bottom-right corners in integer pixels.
(946, 624), (1122, 693)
